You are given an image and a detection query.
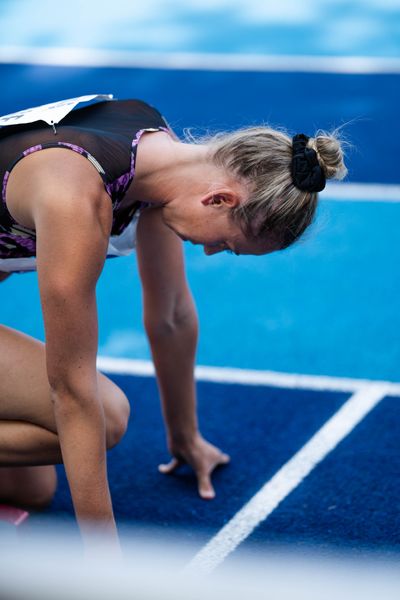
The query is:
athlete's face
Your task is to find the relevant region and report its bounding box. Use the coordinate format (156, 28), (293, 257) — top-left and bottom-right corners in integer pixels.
(161, 190), (277, 257)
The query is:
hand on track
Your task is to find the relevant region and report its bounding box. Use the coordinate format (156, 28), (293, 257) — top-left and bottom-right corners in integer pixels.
(158, 433), (230, 499)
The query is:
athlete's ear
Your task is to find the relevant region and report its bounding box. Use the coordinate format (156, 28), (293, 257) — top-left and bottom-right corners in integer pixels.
(201, 189), (241, 208)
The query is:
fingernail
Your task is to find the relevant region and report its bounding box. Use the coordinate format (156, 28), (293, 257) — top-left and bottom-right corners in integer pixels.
(201, 490), (215, 499)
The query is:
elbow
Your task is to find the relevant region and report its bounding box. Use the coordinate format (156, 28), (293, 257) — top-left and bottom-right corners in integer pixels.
(47, 366), (76, 398)
(48, 372), (98, 407)
(46, 351), (98, 402)
(144, 306), (198, 340)
(48, 374), (71, 401)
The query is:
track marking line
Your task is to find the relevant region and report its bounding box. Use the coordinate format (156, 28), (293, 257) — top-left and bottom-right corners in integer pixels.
(324, 182), (400, 202)
(184, 383), (389, 574)
(1, 47), (400, 74)
(97, 356), (400, 396)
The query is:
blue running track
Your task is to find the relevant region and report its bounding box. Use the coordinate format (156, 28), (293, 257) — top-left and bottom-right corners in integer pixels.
(0, 0), (399, 565)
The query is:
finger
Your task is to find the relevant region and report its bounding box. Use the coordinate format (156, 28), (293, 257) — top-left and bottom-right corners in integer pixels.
(158, 457), (182, 474)
(218, 453), (231, 465)
(198, 452), (230, 499)
(198, 473), (215, 500)
(209, 452), (231, 472)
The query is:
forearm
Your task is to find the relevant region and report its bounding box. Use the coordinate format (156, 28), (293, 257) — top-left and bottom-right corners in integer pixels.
(52, 390), (116, 537)
(146, 313), (199, 446)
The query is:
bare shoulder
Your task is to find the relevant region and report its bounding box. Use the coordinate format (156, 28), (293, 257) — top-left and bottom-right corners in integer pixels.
(5, 147), (111, 232)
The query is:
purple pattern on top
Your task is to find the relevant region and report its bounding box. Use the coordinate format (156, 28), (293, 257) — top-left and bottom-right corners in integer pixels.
(0, 125), (173, 260)
(0, 231), (36, 257)
(57, 142), (88, 156)
(111, 127), (156, 208)
(2, 170), (10, 206)
(9, 234), (36, 252)
(105, 172), (131, 204)
(107, 127), (171, 235)
(22, 145), (42, 156)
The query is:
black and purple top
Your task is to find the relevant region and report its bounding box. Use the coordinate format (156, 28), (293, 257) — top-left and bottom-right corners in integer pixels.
(0, 98), (171, 272)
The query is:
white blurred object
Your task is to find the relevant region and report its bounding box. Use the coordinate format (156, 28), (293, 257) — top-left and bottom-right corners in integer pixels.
(0, 94), (114, 128)
(0, 524), (399, 600)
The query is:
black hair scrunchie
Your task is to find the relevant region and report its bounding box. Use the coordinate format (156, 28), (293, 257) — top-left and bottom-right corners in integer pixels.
(291, 133), (326, 193)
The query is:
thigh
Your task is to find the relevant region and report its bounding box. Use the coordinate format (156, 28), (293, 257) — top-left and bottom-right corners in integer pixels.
(0, 324), (128, 432)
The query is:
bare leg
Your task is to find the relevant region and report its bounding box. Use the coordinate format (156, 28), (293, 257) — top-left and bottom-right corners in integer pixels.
(0, 324), (131, 508)
(0, 465), (58, 509)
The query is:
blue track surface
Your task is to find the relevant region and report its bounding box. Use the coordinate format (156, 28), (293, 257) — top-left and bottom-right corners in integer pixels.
(1, 0), (399, 565)
(2, 198), (400, 380)
(21, 374), (399, 558)
(22, 374), (350, 548)
(1, 65), (400, 380)
(0, 66), (398, 184)
(235, 396), (400, 555)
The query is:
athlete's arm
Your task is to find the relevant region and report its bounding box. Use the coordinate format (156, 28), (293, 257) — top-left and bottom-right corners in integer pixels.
(136, 206), (199, 440)
(136, 206), (230, 499)
(6, 149), (119, 549)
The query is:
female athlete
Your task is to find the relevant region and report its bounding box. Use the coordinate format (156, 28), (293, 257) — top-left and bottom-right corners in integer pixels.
(0, 96), (347, 552)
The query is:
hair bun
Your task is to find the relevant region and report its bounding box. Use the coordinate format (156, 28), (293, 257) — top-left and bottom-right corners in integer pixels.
(308, 131), (348, 181)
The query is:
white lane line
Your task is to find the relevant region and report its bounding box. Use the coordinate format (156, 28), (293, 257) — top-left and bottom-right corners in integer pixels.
(324, 182), (400, 203)
(185, 383), (389, 574)
(97, 357), (156, 377)
(96, 356), (400, 396)
(1, 47), (400, 74)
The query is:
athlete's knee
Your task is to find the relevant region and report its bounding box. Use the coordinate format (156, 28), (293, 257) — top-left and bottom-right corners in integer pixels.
(105, 384), (131, 449)
(28, 466), (58, 509)
(0, 465), (58, 510)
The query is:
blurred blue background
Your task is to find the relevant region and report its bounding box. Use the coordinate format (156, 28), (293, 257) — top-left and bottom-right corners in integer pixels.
(0, 0), (399, 381)
(0, 0), (399, 57)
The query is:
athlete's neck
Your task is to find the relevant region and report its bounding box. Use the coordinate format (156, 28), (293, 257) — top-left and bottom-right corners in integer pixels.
(127, 130), (211, 206)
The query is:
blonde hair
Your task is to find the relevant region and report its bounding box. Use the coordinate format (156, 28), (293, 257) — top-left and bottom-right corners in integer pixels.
(203, 126), (348, 249)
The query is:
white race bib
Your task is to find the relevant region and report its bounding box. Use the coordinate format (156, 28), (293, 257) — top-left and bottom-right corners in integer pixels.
(0, 94), (114, 128)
